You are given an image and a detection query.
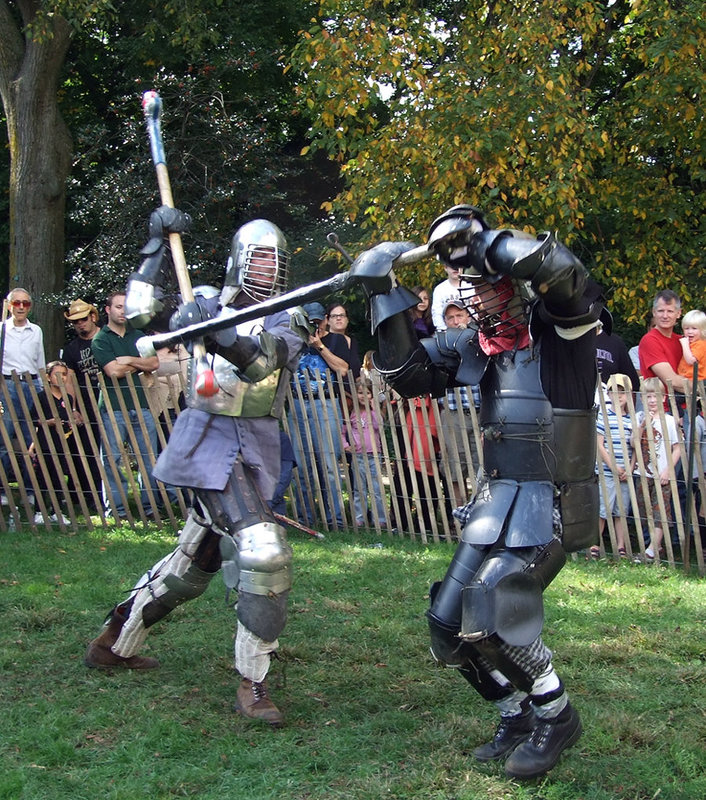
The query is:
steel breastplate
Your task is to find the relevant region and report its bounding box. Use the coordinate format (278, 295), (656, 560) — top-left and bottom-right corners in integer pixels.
(479, 347), (597, 482)
(184, 355), (282, 417)
(480, 348), (554, 480)
(184, 315), (284, 417)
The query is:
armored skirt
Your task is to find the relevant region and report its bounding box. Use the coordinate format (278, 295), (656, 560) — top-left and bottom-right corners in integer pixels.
(154, 407), (281, 497)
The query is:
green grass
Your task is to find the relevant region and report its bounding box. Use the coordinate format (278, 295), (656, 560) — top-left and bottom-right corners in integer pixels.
(1, 523), (705, 800)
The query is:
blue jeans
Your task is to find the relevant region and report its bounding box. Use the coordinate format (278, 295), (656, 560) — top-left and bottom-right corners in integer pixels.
(352, 452), (386, 526)
(100, 407), (161, 516)
(0, 377), (41, 480)
(288, 395), (344, 527)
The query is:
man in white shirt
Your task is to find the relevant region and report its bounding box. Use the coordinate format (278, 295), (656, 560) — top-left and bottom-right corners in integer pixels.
(0, 287), (46, 477)
(431, 264), (462, 330)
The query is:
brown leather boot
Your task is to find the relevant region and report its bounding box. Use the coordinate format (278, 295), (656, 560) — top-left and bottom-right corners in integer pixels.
(235, 678), (284, 726)
(84, 609), (160, 670)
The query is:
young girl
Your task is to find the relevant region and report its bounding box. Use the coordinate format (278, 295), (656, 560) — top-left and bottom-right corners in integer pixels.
(678, 309), (706, 382)
(30, 361), (85, 524)
(343, 377), (387, 527)
(593, 373), (635, 559)
(409, 286), (434, 339)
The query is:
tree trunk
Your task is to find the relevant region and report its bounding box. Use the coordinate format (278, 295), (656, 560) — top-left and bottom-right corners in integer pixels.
(0, 5), (73, 362)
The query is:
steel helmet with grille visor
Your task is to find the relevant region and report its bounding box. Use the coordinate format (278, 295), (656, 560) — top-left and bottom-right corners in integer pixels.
(458, 274), (533, 346)
(221, 219), (289, 305)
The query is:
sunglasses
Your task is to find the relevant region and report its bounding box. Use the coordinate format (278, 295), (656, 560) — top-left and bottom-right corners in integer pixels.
(71, 315), (90, 323)
(10, 300), (31, 308)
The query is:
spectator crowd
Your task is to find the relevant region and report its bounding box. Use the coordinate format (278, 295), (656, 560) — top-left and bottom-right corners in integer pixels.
(1, 284), (705, 570)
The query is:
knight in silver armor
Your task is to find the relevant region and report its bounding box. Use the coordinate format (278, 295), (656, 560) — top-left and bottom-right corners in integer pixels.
(85, 216), (308, 726)
(357, 204), (610, 779)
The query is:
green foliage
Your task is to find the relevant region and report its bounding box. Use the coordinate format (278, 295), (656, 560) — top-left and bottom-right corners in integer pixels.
(1, 524), (706, 799)
(290, 0), (706, 319)
(58, 0), (341, 307)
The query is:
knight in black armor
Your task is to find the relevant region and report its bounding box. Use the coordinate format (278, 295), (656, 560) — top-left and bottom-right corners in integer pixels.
(355, 205), (608, 779)
(84, 213), (310, 726)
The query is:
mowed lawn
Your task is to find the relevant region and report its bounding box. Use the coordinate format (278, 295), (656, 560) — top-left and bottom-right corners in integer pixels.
(1, 523), (705, 800)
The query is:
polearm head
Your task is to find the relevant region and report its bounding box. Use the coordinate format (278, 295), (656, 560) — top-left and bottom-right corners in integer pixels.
(142, 91), (166, 167)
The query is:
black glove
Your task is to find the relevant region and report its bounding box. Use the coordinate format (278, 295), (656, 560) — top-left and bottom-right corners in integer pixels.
(140, 206), (192, 257)
(149, 205), (191, 237)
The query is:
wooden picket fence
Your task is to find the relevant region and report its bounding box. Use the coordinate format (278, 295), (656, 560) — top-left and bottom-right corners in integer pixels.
(0, 369), (190, 532)
(1, 369), (704, 575)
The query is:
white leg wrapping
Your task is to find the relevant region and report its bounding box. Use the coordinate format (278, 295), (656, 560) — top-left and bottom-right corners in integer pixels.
(113, 513), (212, 658)
(234, 621), (279, 683)
(530, 665), (567, 718)
(495, 689), (529, 717)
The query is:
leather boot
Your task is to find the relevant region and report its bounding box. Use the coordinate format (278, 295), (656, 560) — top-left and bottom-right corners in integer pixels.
(84, 608), (160, 670)
(473, 706), (536, 762)
(235, 678), (284, 726)
(504, 701), (582, 779)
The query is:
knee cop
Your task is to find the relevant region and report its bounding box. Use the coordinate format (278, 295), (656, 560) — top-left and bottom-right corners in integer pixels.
(194, 462), (292, 644)
(226, 520), (292, 642)
(460, 538), (566, 648)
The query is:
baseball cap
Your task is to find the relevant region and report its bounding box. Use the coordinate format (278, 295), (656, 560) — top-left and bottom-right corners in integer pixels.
(302, 302), (326, 322)
(606, 373), (632, 393)
(64, 298), (98, 321)
(443, 297), (466, 314)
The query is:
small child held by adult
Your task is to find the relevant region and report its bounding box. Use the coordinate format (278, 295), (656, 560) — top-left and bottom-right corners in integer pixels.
(592, 373), (636, 559)
(343, 377), (387, 528)
(678, 309), (706, 383)
(633, 378), (681, 562)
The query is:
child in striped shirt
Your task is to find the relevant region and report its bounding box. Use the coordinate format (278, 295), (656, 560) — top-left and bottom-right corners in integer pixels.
(593, 373), (636, 558)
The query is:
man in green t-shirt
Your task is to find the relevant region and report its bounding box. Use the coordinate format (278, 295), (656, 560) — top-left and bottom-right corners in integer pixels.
(91, 292), (162, 519)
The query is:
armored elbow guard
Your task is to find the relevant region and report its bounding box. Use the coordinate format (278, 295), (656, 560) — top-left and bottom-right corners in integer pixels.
(535, 276), (609, 331)
(482, 230), (588, 306)
(369, 285), (423, 333)
(125, 274), (165, 329)
(527, 236), (587, 304)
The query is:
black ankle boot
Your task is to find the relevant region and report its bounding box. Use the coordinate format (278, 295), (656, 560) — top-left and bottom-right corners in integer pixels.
(473, 707), (536, 762)
(504, 702), (582, 779)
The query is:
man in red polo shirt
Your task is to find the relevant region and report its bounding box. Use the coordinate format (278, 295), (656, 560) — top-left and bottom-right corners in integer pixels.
(638, 290), (691, 394)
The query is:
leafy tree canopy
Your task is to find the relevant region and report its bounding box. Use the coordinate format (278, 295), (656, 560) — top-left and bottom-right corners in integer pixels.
(290, 0), (706, 328)
(61, 0), (342, 307)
